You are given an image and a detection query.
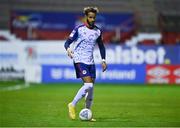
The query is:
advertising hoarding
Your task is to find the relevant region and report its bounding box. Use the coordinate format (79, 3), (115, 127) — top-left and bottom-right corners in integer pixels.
(42, 64), (146, 84)
(146, 65), (180, 84)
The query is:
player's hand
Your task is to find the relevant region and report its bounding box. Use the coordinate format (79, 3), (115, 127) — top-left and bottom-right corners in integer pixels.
(67, 48), (74, 59)
(102, 61), (107, 72)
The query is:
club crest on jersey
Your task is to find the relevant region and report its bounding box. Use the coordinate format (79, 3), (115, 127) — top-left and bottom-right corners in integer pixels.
(82, 70), (87, 74)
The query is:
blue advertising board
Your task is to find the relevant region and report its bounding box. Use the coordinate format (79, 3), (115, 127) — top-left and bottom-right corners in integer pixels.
(42, 65), (80, 83)
(42, 64), (146, 84)
(11, 10), (134, 32)
(102, 45), (180, 65)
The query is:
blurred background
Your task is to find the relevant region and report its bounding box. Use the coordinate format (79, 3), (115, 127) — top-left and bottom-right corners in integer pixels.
(0, 0), (180, 84)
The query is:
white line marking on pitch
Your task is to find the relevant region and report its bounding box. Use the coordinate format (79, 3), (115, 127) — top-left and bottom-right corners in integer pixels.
(0, 83), (30, 91)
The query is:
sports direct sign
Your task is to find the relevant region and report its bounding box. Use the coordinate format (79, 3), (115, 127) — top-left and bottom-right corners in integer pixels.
(146, 65), (180, 84)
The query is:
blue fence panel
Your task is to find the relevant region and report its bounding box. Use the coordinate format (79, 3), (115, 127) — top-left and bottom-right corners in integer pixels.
(11, 10), (134, 32)
(104, 45), (180, 65)
(42, 64), (146, 84)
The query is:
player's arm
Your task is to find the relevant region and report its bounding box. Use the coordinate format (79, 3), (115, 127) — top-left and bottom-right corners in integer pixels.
(97, 34), (107, 72)
(64, 28), (78, 58)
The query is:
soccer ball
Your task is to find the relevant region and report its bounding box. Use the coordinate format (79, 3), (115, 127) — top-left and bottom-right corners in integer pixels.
(79, 108), (92, 121)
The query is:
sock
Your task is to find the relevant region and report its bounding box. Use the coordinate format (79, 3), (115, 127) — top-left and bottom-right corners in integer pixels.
(85, 86), (94, 109)
(71, 83), (93, 106)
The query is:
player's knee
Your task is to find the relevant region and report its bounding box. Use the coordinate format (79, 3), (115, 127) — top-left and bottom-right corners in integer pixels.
(84, 83), (93, 89)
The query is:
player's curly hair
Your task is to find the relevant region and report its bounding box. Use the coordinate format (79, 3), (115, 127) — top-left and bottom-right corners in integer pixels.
(83, 6), (99, 16)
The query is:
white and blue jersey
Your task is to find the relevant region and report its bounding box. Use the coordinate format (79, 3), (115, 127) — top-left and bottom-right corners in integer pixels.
(64, 24), (105, 65)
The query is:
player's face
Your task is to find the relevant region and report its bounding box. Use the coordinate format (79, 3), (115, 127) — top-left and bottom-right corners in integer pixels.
(86, 12), (96, 27)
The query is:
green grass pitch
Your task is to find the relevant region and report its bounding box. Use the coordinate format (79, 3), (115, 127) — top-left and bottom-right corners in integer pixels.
(0, 81), (180, 127)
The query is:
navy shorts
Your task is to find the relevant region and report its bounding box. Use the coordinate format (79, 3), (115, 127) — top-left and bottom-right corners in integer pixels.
(74, 63), (96, 78)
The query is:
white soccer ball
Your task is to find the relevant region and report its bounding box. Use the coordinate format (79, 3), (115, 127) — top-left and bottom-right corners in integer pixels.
(79, 108), (92, 121)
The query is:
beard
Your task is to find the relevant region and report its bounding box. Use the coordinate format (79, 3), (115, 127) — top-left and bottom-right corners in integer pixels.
(87, 19), (95, 28)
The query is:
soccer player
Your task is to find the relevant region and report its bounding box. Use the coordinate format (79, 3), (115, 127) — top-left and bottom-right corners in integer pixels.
(64, 6), (107, 121)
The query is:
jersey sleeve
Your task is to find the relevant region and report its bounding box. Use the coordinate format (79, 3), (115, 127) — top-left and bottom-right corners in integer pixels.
(97, 32), (106, 60)
(64, 27), (78, 50)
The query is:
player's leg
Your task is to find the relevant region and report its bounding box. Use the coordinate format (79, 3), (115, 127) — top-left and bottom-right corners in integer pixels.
(81, 76), (96, 122)
(85, 78), (94, 109)
(68, 63), (93, 120)
(83, 77), (96, 122)
(71, 79), (93, 106)
(71, 63), (94, 106)
(68, 76), (93, 120)
(82, 65), (96, 122)
(85, 64), (96, 109)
